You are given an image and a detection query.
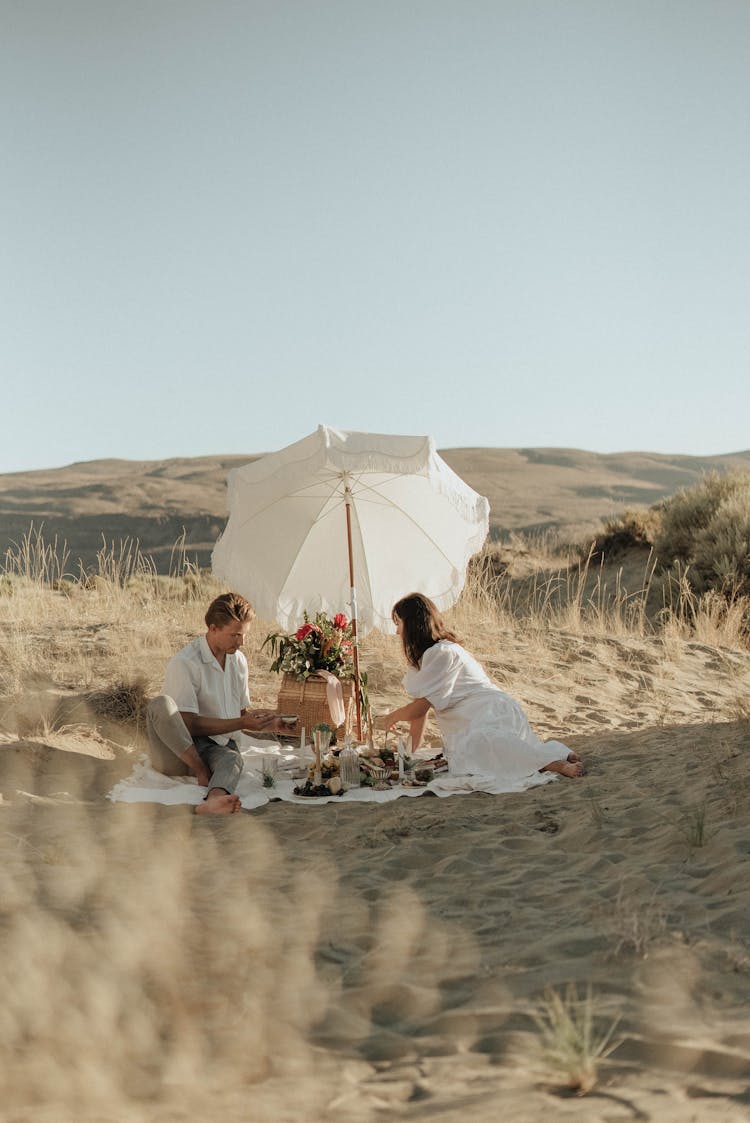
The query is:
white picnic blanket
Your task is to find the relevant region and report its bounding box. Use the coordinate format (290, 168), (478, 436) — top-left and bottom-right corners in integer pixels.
(107, 735), (545, 810)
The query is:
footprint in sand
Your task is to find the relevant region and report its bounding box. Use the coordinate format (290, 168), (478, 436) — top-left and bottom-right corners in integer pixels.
(533, 809), (560, 834)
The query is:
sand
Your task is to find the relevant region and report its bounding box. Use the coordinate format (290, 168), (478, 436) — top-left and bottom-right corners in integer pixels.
(1, 623), (750, 1122)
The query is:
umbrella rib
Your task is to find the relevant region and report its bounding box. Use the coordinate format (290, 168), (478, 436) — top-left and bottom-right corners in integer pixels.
(225, 463), (467, 615)
(348, 483), (461, 590)
(226, 478), (342, 534)
(284, 467), (419, 503)
(227, 475), (456, 553)
(241, 468), (418, 518)
(346, 469), (414, 500)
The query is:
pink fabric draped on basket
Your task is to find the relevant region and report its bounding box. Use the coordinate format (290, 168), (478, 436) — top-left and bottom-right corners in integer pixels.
(315, 669), (346, 727)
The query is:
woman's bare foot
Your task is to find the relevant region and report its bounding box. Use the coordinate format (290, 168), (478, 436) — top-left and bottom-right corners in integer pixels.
(541, 759), (584, 778)
(567, 751), (582, 764)
(560, 760), (584, 778)
(195, 789), (242, 814)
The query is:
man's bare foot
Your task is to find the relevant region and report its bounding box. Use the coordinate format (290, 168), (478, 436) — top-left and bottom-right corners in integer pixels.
(195, 789), (242, 814)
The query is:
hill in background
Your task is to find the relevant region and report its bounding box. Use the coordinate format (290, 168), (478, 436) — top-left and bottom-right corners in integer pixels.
(2, 447), (749, 573)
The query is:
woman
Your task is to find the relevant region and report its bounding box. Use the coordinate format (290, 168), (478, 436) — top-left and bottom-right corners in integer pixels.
(377, 593), (583, 792)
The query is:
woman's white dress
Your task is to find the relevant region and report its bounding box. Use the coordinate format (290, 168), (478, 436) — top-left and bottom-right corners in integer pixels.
(404, 641), (569, 793)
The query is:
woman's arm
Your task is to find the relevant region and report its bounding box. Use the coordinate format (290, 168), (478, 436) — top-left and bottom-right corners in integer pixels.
(377, 697), (431, 728)
(377, 696), (431, 727)
(406, 709), (428, 751)
(376, 697), (431, 750)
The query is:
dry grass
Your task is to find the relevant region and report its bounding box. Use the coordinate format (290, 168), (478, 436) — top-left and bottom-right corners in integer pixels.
(531, 984), (622, 1094)
(3, 529), (750, 1120)
(470, 538), (748, 654)
(86, 679), (152, 736)
(3, 528), (750, 745)
(673, 800), (717, 852)
(591, 506), (663, 557)
(608, 883), (668, 959)
(0, 531), (230, 707)
(0, 798), (341, 1119)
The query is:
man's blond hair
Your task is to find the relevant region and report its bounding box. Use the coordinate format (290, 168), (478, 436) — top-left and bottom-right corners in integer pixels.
(205, 592), (255, 629)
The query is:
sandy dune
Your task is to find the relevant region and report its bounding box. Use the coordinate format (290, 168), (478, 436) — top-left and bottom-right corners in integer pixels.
(3, 445), (750, 571)
(1, 605), (750, 1121)
(2, 446), (750, 1118)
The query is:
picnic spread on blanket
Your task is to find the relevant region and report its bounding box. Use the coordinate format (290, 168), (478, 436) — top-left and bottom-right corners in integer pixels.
(109, 724), (554, 811)
(108, 428), (565, 811)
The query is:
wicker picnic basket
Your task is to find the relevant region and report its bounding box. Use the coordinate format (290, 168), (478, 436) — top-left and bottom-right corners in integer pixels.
(276, 672), (356, 738)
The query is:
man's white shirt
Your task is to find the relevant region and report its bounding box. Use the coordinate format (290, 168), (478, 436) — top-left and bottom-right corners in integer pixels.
(163, 635), (251, 746)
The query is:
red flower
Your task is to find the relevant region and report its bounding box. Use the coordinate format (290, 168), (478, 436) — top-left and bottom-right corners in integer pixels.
(333, 613), (348, 629)
(295, 623), (316, 641)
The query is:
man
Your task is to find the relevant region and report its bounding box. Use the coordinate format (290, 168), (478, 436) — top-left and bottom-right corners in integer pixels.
(147, 591), (287, 814)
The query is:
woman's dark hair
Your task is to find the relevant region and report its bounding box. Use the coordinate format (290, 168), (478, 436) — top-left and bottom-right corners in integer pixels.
(392, 593), (459, 667)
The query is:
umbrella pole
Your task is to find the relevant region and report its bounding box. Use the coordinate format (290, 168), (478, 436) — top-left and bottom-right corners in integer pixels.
(344, 489), (363, 741)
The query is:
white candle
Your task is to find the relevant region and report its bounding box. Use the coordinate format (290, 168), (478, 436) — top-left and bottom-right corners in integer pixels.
(300, 725), (306, 750)
(397, 738), (405, 780)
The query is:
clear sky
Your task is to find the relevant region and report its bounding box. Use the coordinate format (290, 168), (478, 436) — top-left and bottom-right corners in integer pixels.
(3, 0), (749, 474)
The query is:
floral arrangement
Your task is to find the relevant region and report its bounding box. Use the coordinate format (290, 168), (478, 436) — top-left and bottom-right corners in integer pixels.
(263, 610), (355, 680)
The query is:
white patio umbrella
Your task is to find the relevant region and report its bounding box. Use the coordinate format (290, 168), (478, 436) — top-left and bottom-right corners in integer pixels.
(211, 425), (490, 736)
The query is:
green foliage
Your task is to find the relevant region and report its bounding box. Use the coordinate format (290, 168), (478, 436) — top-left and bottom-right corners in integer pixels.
(588, 471), (750, 606)
(657, 471), (750, 596)
(262, 610), (355, 680)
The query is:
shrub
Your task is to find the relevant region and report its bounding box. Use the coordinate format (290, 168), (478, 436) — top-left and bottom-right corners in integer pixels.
(689, 490), (750, 595)
(86, 679), (151, 727)
(591, 507), (662, 560)
(657, 471), (750, 596)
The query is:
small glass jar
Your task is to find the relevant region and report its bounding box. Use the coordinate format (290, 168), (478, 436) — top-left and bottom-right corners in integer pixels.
(339, 746), (361, 789)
